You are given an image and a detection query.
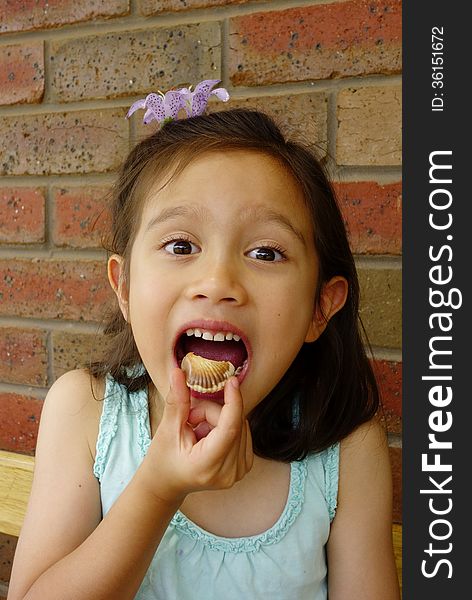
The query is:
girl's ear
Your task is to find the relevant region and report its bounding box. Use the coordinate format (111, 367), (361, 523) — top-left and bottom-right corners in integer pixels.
(305, 276), (349, 343)
(107, 254), (129, 322)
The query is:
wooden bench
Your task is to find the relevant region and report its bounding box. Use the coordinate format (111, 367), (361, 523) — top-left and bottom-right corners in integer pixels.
(0, 450), (402, 589)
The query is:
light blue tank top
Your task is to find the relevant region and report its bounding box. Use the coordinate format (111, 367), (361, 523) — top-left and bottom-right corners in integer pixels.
(93, 373), (339, 600)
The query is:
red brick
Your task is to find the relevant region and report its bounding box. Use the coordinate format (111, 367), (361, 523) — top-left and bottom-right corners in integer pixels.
(334, 181), (402, 254)
(0, 533), (17, 589)
(358, 266), (402, 350)
(0, 328), (48, 386)
(337, 86), (402, 166)
(0, 259), (112, 322)
(49, 24), (221, 103)
(229, 0), (401, 86)
(0, 42), (44, 106)
(0, 393), (43, 454)
(52, 330), (112, 379)
(0, 109), (128, 176)
(139, 0), (257, 14)
(389, 446), (402, 523)
(0, 188), (45, 244)
(52, 186), (111, 248)
(0, 0), (129, 34)
(372, 359), (402, 435)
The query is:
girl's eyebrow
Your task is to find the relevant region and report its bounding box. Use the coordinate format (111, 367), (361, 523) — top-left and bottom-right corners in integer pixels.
(240, 205), (307, 247)
(145, 205), (197, 231)
(145, 204), (307, 247)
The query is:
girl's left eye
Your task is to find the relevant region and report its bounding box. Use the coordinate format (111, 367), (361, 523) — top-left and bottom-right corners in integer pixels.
(246, 246), (285, 261)
(163, 239), (199, 255)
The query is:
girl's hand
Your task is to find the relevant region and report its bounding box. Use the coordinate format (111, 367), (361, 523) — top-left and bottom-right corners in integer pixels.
(136, 368), (254, 505)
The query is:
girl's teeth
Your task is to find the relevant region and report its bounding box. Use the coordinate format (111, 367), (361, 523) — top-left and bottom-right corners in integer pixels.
(183, 328), (243, 342)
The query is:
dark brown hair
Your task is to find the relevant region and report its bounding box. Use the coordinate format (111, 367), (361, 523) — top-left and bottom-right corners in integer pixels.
(90, 108), (380, 461)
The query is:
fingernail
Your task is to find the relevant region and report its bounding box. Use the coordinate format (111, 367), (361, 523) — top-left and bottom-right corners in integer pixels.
(230, 377), (239, 390)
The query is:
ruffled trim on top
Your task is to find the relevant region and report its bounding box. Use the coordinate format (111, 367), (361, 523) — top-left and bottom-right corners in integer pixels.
(94, 371), (150, 479)
(131, 387), (151, 459)
(321, 443), (340, 522)
(93, 373), (123, 481)
(169, 458), (308, 553)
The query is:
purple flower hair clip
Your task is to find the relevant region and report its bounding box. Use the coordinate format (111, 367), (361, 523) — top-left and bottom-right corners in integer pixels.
(126, 79), (230, 127)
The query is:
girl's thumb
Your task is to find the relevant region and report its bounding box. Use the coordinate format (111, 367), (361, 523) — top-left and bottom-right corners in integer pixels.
(162, 368), (190, 425)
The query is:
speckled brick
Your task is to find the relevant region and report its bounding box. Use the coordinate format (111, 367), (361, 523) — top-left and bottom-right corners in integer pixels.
(0, 259), (112, 322)
(0, 0), (129, 34)
(0, 533), (17, 589)
(0, 328), (48, 386)
(210, 93), (328, 157)
(334, 181), (402, 254)
(0, 188), (45, 244)
(49, 24), (221, 103)
(0, 109), (128, 176)
(229, 0), (401, 87)
(52, 330), (113, 379)
(0, 393), (43, 454)
(139, 0), (257, 14)
(358, 266), (402, 349)
(372, 359), (402, 434)
(389, 446), (401, 523)
(0, 42), (44, 106)
(52, 186), (111, 248)
(337, 86), (402, 166)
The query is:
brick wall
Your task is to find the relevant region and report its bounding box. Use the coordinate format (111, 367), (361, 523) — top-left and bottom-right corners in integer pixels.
(0, 0), (402, 593)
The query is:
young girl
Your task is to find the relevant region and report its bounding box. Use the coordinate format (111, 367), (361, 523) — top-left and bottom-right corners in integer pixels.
(8, 84), (400, 599)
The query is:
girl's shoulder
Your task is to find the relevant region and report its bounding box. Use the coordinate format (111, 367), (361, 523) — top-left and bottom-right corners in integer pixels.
(336, 417), (390, 513)
(44, 368), (106, 462)
(339, 418), (387, 460)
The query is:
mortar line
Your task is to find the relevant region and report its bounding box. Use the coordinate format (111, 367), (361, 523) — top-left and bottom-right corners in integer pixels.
(0, 174), (117, 186)
(129, 0), (139, 17)
(0, 168), (402, 188)
(0, 247), (108, 259)
(368, 346), (403, 362)
(324, 88), (338, 176)
(0, 316), (104, 331)
(354, 255), (402, 269)
(220, 18), (230, 89)
(46, 329), (55, 386)
(0, 381), (48, 398)
(387, 433), (402, 448)
(42, 37), (52, 104)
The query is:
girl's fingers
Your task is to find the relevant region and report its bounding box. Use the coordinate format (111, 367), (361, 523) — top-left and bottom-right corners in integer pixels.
(214, 377), (244, 438)
(187, 401), (222, 429)
(245, 420), (254, 471)
(193, 421), (212, 441)
(204, 377), (245, 462)
(161, 368), (191, 429)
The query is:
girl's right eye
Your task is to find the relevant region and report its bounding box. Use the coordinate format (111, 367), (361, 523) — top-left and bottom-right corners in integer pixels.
(163, 239), (200, 255)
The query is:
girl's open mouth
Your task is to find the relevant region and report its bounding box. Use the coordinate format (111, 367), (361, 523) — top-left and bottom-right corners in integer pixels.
(173, 323), (250, 399)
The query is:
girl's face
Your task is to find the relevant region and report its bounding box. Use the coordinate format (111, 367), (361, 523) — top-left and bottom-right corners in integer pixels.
(112, 150), (338, 413)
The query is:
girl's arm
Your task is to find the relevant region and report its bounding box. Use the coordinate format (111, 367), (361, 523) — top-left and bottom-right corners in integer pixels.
(8, 369), (251, 600)
(326, 419), (401, 600)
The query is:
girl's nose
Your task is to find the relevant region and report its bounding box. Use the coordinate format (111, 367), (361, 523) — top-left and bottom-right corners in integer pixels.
(184, 258), (248, 306)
